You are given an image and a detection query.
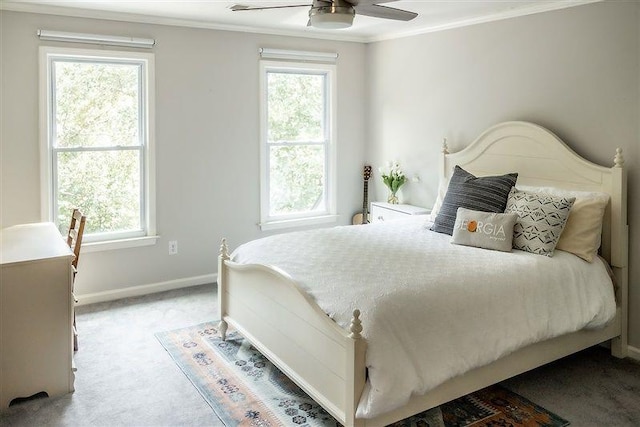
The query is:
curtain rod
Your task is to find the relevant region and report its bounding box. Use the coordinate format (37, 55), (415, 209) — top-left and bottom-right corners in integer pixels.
(37, 30), (155, 49)
(259, 48), (338, 63)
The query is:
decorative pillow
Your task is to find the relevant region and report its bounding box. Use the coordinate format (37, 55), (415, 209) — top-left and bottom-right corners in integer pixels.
(451, 208), (518, 252)
(517, 186), (609, 262)
(431, 166), (518, 235)
(505, 188), (575, 257)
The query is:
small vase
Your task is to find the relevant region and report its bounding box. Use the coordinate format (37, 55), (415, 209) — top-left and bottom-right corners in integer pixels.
(387, 192), (399, 204)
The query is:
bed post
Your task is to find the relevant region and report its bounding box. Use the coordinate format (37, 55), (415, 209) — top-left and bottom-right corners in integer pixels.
(346, 309), (367, 427)
(218, 238), (229, 341)
(610, 149), (628, 358)
(439, 137), (449, 182)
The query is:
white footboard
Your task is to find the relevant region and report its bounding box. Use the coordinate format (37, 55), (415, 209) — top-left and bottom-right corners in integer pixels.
(217, 239), (366, 426)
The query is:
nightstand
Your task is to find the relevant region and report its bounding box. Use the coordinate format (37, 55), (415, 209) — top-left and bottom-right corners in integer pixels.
(370, 202), (430, 223)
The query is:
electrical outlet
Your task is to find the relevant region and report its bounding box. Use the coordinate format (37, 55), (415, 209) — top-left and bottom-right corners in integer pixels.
(168, 240), (178, 255)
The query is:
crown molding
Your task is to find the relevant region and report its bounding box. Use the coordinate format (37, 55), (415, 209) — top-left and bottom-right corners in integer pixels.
(363, 0), (604, 43)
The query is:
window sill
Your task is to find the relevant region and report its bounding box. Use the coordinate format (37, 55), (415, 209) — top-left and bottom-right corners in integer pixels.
(260, 214), (338, 231)
(82, 235), (160, 253)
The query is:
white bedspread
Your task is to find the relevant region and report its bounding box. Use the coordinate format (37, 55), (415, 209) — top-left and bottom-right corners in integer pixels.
(231, 217), (616, 418)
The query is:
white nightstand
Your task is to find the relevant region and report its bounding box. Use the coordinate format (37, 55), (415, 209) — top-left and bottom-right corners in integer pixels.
(370, 202), (430, 223)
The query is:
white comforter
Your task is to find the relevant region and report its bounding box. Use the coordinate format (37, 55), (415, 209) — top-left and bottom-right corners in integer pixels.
(231, 217), (616, 418)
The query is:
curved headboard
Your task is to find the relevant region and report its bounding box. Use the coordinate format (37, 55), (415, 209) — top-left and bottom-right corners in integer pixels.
(439, 121), (627, 271)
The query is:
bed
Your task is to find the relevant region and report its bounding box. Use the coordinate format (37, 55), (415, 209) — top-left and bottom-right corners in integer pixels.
(217, 121), (629, 426)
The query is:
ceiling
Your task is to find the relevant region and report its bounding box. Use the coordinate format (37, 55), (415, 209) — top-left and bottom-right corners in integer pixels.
(2, 0), (600, 43)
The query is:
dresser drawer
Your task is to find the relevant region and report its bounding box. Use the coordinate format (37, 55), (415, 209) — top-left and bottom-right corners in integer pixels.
(370, 202), (430, 223)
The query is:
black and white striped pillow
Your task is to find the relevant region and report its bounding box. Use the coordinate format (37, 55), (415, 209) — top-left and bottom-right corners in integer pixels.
(431, 166), (518, 235)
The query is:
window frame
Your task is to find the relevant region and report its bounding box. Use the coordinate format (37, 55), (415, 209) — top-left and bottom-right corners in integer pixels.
(259, 60), (338, 231)
(39, 46), (157, 251)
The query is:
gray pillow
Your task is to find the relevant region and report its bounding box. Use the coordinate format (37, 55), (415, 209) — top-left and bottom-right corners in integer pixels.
(505, 188), (575, 257)
(451, 207), (518, 252)
(431, 166), (518, 235)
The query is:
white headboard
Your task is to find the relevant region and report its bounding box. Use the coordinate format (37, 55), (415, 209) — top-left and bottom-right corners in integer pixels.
(440, 121), (627, 269)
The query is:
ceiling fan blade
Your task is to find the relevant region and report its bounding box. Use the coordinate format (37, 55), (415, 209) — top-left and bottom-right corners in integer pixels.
(354, 3), (417, 21)
(347, 0), (398, 5)
(230, 3), (311, 11)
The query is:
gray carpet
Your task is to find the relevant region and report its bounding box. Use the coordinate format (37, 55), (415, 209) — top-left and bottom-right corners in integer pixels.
(1, 283), (639, 426)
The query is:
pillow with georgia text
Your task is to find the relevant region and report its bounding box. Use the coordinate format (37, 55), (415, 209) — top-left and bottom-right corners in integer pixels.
(451, 207), (518, 252)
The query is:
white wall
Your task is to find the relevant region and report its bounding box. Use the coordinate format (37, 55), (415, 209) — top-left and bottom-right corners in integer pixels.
(0, 11), (367, 299)
(367, 1), (640, 348)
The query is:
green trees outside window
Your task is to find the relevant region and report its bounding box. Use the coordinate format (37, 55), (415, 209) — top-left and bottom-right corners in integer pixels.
(265, 69), (330, 219)
(41, 47), (154, 243)
(53, 60), (142, 236)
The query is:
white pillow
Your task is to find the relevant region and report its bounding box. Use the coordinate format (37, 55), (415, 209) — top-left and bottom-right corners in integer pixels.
(516, 186), (609, 262)
(428, 176), (450, 222)
(451, 207), (518, 252)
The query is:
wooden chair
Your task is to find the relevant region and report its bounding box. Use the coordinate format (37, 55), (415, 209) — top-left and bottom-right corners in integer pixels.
(67, 209), (86, 279)
(67, 209), (86, 351)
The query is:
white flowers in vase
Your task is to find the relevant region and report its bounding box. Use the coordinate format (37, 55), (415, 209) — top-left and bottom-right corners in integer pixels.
(379, 161), (407, 204)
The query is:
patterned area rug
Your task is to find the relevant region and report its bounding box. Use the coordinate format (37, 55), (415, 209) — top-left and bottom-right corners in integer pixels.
(156, 322), (569, 427)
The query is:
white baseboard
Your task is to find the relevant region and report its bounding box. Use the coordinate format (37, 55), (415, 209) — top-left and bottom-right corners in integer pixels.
(628, 345), (640, 361)
(76, 273), (217, 306)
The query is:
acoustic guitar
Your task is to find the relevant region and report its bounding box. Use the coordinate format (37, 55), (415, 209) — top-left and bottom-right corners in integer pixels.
(352, 165), (372, 225)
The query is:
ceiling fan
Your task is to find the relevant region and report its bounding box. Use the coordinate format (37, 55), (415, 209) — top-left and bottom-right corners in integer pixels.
(230, 0), (418, 29)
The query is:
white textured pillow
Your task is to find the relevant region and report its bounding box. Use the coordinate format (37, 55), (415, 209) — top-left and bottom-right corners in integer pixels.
(429, 176), (450, 222)
(451, 207), (518, 252)
(505, 188), (575, 257)
(517, 186), (609, 262)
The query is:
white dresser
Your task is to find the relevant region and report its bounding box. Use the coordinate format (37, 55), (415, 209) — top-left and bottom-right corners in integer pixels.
(0, 223), (75, 410)
(370, 202), (430, 223)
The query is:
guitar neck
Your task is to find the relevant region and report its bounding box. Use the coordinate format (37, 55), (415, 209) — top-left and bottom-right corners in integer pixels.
(362, 180), (369, 223)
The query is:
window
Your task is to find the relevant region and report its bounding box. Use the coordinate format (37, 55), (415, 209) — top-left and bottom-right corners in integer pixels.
(40, 47), (156, 249)
(260, 60), (337, 230)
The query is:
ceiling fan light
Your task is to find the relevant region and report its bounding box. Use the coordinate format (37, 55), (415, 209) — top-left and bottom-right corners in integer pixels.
(309, 6), (354, 29)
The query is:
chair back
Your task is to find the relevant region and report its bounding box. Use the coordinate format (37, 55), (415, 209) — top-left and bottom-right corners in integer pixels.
(67, 209), (86, 273)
